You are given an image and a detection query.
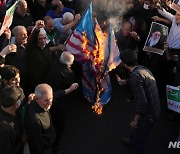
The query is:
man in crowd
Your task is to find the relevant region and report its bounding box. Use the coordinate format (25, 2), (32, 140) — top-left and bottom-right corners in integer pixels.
(46, 0), (74, 19)
(43, 16), (61, 47)
(26, 83), (78, 153)
(10, 0), (34, 34)
(54, 12), (81, 44)
(3, 26), (29, 95)
(26, 20), (65, 92)
(120, 49), (161, 154)
(0, 65), (20, 88)
(0, 85), (25, 154)
(115, 20), (140, 53)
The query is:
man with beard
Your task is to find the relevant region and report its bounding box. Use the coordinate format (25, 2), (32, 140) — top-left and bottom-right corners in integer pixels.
(26, 20), (65, 93)
(43, 16), (61, 47)
(146, 30), (162, 49)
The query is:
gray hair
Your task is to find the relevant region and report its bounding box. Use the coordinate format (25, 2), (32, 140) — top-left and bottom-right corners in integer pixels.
(39, 28), (46, 36)
(35, 84), (53, 98)
(12, 26), (26, 37)
(18, 0), (27, 6)
(59, 51), (74, 66)
(63, 12), (74, 22)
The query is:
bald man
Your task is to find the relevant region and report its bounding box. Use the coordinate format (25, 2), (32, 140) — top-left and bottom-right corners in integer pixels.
(54, 12), (81, 43)
(25, 84), (56, 154)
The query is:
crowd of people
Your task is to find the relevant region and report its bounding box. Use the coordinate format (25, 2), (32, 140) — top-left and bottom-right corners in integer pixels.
(0, 0), (180, 154)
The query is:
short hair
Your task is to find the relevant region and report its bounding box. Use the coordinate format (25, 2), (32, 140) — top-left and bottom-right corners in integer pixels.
(0, 65), (20, 80)
(63, 12), (74, 22)
(35, 84), (53, 99)
(12, 26), (26, 37)
(39, 28), (46, 35)
(51, 0), (62, 11)
(121, 49), (137, 66)
(0, 85), (24, 108)
(59, 51), (74, 66)
(18, 0), (27, 7)
(43, 16), (54, 24)
(122, 20), (133, 30)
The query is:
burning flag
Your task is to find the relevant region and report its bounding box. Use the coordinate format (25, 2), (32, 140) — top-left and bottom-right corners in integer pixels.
(66, 2), (121, 114)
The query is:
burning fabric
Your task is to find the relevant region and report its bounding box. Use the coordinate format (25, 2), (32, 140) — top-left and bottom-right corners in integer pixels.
(66, 3), (121, 114)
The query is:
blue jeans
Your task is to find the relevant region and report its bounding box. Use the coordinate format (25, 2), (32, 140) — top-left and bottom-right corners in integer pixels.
(130, 117), (155, 154)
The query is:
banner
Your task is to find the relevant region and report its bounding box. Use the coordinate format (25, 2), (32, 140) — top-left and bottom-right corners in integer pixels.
(166, 85), (180, 113)
(0, 0), (18, 36)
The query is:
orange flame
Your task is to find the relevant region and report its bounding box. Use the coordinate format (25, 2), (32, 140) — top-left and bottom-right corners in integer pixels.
(82, 32), (91, 59)
(81, 24), (108, 115)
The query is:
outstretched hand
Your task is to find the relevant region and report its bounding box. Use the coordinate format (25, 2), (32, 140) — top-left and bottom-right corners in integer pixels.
(0, 44), (17, 58)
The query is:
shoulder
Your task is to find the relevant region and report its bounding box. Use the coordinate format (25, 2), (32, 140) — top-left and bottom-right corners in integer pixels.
(63, 7), (73, 12)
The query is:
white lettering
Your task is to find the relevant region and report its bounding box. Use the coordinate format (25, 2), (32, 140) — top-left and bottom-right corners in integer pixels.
(177, 142), (180, 148)
(168, 142), (180, 148)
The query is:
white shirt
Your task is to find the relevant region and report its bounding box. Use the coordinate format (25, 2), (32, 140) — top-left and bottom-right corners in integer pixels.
(158, 8), (180, 49)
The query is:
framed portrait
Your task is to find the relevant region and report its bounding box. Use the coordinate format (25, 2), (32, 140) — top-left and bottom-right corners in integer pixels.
(143, 22), (168, 55)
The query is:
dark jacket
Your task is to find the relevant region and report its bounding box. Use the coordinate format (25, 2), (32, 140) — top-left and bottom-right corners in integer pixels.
(0, 107), (23, 154)
(25, 101), (56, 154)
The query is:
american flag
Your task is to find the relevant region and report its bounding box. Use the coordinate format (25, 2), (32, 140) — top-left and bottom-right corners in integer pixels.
(66, 3), (121, 106)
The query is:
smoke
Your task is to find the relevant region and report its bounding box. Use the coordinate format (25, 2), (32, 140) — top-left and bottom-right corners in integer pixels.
(91, 0), (127, 32)
(78, 0), (127, 32)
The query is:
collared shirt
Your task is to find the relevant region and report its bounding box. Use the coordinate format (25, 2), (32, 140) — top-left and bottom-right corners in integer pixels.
(54, 18), (72, 43)
(158, 8), (180, 49)
(129, 65), (161, 119)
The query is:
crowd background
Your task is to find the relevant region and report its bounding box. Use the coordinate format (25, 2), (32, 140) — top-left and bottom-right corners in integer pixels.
(0, 0), (180, 154)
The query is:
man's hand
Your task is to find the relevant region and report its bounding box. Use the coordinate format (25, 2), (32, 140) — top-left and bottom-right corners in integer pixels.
(28, 93), (35, 104)
(69, 83), (79, 92)
(130, 31), (140, 41)
(57, 44), (66, 51)
(152, 16), (161, 22)
(35, 20), (44, 30)
(74, 14), (81, 23)
(0, 44), (17, 58)
(130, 119), (138, 128)
(4, 27), (11, 40)
(65, 83), (79, 95)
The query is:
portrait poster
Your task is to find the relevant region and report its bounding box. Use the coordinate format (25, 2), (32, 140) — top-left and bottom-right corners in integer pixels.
(143, 22), (168, 55)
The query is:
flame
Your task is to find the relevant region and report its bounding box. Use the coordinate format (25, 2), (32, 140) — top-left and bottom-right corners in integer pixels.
(81, 24), (108, 115)
(92, 83), (104, 115)
(82, 32), (91, 59)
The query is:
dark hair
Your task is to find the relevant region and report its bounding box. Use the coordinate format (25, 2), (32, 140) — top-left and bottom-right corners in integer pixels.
(0, 85), (24, 108)
(51, 4), (58, 11)
(43, 16), (53, 24)
(121, 49), (137, 67)
(0, 65), (19, 80)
